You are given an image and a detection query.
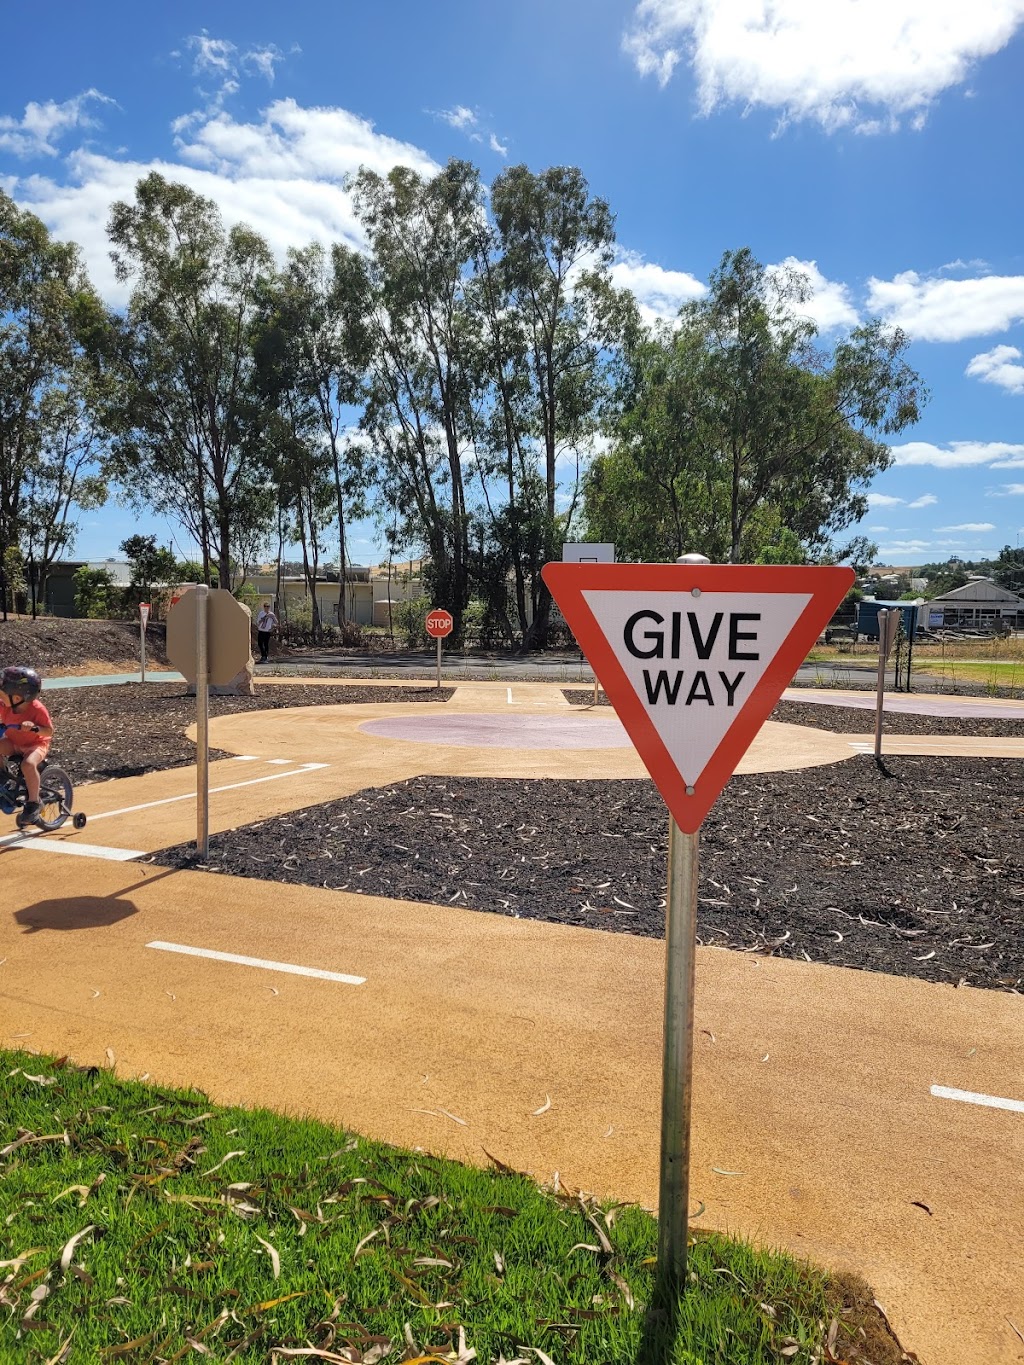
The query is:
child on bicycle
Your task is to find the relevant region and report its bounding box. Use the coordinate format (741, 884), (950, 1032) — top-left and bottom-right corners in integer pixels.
(0, 666), (53, 828)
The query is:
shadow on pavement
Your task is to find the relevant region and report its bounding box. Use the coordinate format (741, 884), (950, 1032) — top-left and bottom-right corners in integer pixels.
(14, 895), (140, 933)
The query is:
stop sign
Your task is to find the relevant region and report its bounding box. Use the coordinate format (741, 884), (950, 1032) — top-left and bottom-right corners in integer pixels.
(167, 588), (252, 685)
(425, 608), (454, 639)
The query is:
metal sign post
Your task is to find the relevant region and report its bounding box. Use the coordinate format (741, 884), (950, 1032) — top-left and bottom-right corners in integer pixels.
(654, 549), (711, 1289)
(658, 815), (700, 1288)
(436, 634), (442, 690)
(874, 608), (899, 763)
(139, 602), (150, 682)
(195, 585), (210, 858)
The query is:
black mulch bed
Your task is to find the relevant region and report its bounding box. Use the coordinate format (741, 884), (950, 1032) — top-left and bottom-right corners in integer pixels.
(40, 683), (454, 785)
(564, 689), (1024, 738)
(153, 756), (1024, 993)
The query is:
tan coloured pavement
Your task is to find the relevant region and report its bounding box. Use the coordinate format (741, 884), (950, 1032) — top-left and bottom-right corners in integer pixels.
(3, 677), (1024, 1364)
(3, 852), (1023, 1365)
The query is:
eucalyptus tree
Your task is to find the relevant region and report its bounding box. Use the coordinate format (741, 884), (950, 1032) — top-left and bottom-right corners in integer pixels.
(350, 159), (484, 634)
(585, 249), (926, 565)
(21, 368), (109, 615)
(489, 165), (633, 646)
(255, 242), (371, 620)
(105, 172), (275, 588)
(0, 191), (105, 617)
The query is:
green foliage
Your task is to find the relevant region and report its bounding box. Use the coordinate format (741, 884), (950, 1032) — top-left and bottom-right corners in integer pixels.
(73, 564), (115, 618)
(119, 533), (179, 604)
(234, 580), (260, 611)
(177, 559), (217, 588)
(0, 191), (106, 618)
(394, 593), (431, 647)
(0, 1050), (852, 1365)
(104, 173), (275, 588)
(584, 248), (926, 566)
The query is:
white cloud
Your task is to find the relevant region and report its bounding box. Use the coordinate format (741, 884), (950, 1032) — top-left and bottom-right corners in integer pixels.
(0, 90), (115, 159)
(866, 270), (1024, 342)
(936, 522), (995, 532)
(939, 257), (990, 273)
(622, 0), (1024, 132)
(436, 105), (477, 131)
(877, 540), (930, 553)
(188, 33), (237, 78)
(430, 104), (509, 157)
(867, 492), (936, 510)
(988, 484), (1024, 496)
(966, 345), (1024, 394)
(765, 257), (859, 330)
(892, 440), (1024, 469)
(243, 45), (288, 83)
(8, 103), (439, 305)
(609, 249), (706, 326)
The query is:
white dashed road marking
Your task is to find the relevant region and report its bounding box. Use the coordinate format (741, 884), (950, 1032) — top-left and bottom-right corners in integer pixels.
(931, 1084), (1024, 1115)
(146, 940), (365, 986)
(86, 763), (330, 822)
(0, 833), (144, 861)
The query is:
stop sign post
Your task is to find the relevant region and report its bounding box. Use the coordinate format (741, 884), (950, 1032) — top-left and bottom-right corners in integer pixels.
(139, 602), (151, 682)
(425, 608), (453, 689)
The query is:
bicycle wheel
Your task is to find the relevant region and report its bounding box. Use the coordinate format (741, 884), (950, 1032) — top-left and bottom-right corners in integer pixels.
(37, 765), (73, 831)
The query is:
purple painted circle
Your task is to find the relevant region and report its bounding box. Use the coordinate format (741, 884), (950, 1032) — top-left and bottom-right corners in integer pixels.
(358, 712), (633, 749)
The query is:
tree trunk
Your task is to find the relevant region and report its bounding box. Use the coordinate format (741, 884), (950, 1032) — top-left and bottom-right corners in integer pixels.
(331, 442), (348, 625)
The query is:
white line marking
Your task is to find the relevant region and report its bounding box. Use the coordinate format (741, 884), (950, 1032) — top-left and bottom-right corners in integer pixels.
(0, 833), (144, 860)
(931, 1084), (1024, 1114)
(231, 755), (260, 762)
(266, 758), (293, 765)
(146, 940), (365, 986)
(86, 763), (330, 822)
(507, 687), (513, 704)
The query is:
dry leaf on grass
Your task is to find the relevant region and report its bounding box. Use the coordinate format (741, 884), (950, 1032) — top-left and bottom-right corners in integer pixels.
(59, 1225), (96, 1272)
(255, 1235), (280, 1279)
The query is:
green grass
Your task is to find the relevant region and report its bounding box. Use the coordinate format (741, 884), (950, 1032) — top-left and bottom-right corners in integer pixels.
(0, 1052), (886, 1364)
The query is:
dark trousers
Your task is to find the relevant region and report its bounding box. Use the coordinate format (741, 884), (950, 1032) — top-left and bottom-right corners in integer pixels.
(257, 630), (271, 660)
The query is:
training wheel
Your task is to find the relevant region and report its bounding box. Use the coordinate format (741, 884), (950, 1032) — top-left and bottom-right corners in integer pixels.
(73, 812), (87, 829)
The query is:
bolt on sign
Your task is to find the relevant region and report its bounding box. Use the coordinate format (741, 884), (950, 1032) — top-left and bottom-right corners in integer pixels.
(542, 563), (854, 832)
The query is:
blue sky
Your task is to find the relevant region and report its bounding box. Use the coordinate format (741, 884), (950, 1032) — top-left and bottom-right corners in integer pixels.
(4, 0), (1024, 567)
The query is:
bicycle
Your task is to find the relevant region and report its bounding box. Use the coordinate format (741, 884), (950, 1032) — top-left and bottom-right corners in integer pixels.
(0, 724), (87, 833)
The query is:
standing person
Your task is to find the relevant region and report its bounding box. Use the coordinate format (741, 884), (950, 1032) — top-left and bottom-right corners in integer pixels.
(255, 602), (279, 663)
(0, 665), (53, 828)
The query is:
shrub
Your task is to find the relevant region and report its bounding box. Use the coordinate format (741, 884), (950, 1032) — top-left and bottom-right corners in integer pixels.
(73, 565), (115, 618)
(394, 594), (431, 647)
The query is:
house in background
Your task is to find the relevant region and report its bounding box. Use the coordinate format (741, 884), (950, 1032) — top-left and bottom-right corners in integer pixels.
(37, 558), (133, 616)
(924, 576), (1024, 630)
(246, 561), (423, 628)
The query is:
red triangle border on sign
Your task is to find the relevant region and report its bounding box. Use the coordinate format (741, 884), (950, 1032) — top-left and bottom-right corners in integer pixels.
(542, 562), (854, 833)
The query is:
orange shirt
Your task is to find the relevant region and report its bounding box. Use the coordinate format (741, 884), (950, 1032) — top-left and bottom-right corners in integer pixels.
(0, 698), (52, 751)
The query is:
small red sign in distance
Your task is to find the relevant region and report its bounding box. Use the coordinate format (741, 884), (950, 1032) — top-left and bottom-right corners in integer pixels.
(542, 561), (854, 833)
(425, 608), (454, 638)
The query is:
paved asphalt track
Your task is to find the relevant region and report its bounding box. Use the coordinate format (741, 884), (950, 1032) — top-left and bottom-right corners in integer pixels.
(3, 677), (1023, 1365)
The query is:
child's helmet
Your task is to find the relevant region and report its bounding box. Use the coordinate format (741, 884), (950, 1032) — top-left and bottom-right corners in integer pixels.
(1, 665), (42, 701)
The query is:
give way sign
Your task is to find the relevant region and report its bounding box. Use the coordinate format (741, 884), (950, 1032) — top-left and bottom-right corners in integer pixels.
(542, 562), (854, 833)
